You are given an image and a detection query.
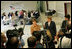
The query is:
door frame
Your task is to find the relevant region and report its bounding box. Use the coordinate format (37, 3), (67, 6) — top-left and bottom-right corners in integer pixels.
(64, 2), (71, 16)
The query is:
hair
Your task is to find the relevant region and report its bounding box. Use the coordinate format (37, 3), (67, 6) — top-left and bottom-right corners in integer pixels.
(6, 36), (19, 48)
(32, 31), (41, 41)
(27, 36), (37, 48)
(32, 18), (37, 22)
(47, 16), (52, 20)
(2, 12), (6, 16)
(15, 11), (18, 16)
(65, 14), (70, 20)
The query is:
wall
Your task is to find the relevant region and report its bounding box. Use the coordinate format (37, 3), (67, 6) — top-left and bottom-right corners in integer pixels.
(56, 1), (65, 17)
(48, 1), (56, 10)
(47, 1), (71, 17)
(67, 3), (71, 16)
(1, 1), (37, 15)
(1, 1), (71, 17)
(56, 1), (71, 17)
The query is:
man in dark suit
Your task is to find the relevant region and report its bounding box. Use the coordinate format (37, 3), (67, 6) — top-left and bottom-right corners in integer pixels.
(44, 16), (56, 48)
(61, 14), (70, 34)
(44, 16), (56, 41)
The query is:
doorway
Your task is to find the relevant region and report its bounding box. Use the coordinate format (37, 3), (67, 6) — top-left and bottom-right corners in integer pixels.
(64, 3), (71, 16)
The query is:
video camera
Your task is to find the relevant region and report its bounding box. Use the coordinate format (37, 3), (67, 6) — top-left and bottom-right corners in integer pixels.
(6, 24), (24, 39)
(6, 29), (19, 39)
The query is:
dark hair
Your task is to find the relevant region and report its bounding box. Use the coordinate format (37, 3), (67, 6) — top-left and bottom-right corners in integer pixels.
(6, 30), (12, 38)
(6, 37), (19, 48)
(65, 14), (70, 20)
(15, 11), (18, 16)
(27, 36), (37, 48)
(32, 31), (41, 41)
(2, 12), (6, 16)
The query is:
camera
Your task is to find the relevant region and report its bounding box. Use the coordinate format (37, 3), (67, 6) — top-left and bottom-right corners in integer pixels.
(6, 29), (19, 39)
(6, 24), (24, 39)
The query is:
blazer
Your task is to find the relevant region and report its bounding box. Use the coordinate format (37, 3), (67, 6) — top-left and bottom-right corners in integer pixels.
(45, 21), (57, 38)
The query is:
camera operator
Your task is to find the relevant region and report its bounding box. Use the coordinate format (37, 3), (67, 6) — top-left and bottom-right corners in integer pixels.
(6, 27), (25, 48)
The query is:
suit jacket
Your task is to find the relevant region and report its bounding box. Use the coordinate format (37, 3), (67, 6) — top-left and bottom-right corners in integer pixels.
(45, 21), (56, 38)
(61, 20), (68, 34)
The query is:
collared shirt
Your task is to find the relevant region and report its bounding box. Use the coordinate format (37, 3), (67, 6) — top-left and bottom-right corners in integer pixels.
(48, 22), (51, 26)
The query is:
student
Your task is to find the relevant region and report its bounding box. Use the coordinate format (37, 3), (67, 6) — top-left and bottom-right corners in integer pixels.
(31, 18), (41, 34)
(1, 33), (7, 48)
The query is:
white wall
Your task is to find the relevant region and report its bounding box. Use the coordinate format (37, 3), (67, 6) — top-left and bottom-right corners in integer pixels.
(47, 1), (71, 17)
(56, 1), (71, 17)
(1, 1), (37, 15)
(48, 1), (56, 10)
(67, 3), (71, 16)
(1, 1), (71, 17)
(56, 1), (65, 17)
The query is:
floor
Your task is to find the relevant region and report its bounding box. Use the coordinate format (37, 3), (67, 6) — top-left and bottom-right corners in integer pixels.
(1, 13), (65, 48)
